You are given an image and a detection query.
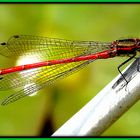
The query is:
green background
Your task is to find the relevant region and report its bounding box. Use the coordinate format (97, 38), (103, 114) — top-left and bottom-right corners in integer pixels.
(0, 4), (140, 136)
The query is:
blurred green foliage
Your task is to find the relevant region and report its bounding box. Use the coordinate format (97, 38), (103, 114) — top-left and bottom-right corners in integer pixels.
(0, 4), (140, 136)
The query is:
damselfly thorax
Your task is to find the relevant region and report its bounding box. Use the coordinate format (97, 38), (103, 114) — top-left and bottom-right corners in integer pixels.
(112, 38), (140, 56)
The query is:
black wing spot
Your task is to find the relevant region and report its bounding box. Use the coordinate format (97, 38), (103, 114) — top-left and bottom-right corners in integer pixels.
(13, 35), (20, 38)
(0, 42), (6, 45)
(0, 77), (3, 80)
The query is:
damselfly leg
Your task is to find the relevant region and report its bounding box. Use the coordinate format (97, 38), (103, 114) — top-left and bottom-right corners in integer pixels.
(117, 53), (136, 85)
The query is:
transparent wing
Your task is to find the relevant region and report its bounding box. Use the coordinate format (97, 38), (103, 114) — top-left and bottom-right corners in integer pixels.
(0, 35), (111, 105)
(1, 60), (94, 105)
(0, 35), (111, 90)
(0, 35), (111, 59)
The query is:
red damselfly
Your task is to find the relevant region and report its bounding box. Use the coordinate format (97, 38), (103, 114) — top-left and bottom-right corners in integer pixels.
(0, 35), (139, 105)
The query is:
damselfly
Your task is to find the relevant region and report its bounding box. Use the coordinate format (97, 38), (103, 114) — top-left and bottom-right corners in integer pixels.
(0, 35), (139, 105)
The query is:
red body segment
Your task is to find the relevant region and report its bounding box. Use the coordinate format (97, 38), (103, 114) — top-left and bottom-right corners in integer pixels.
(0, 50), (117, 75)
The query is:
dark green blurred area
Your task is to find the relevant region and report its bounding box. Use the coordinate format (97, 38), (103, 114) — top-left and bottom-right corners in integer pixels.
(0, 4), (140, 136)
